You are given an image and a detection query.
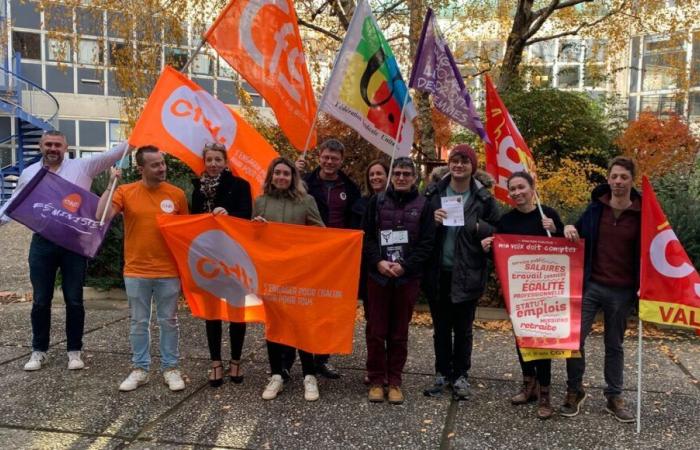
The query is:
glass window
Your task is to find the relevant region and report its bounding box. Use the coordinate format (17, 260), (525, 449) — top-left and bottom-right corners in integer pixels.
(11, 0), (41, 29)
(109, 121), (124, 143)
(530, 41), (555, 64)
(558, 40), (582, 63)
(108, 41), (128, 66)
(79, 120), (106, 147)
(76, 7), (103, 36)
(642, 34), (686, 91)
(455, 41), (479, 63)
(44, 3), (73, 33)
(692, 32), (700, 87)
(628, 96), (638, 121)
(218, 57), (236, 79)
(640, 94), (683, 117)
(583, 63), (606, 88)
(481, 41), (504, 64)
(192, 53), (214, 76)
(531, 65), (553, 87)
(12, 31), (41, 60)
(78, 39), (103, 65)
(557, 65), (580, 88)
(137, 43), (162, 69)
(107, 12), (128, 39)
(47, 37), (72, 63)
(164, 47), (188, 71)
(584, 39), (606, 63)
(689, 93), (700, 119)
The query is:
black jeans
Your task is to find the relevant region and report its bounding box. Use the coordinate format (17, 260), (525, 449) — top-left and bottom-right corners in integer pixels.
(566, 281), (636, 397)
(205, 320), (246, 361)
(517, 347), (551, 387)
(28, 234), (87, 352)
(267, 341), (315, 377)
(428, 270), (478, 381)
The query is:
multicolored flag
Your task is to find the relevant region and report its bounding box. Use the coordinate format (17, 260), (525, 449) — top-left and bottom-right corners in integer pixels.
(129, 67), (279, 198)
(157, 214), (363, 354)
(205, 0), (317, 151)
(492, 234), (585, 360)
(318, 0), (417, 157)
(639, 177), (700, 331)
(5, 168), (109, 258)
(409, 8), (488, 143)
(484, 74), (536, 204)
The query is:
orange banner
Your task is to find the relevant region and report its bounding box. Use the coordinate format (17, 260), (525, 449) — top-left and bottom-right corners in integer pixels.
(128, 67), (279, 198)
(484, 74), (536, 205)
(205, 0), (317, 151)
(157, 214), (363, 354)
(639, 176), (700, 331)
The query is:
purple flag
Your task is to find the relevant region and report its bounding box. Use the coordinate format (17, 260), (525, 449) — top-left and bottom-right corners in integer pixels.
(409, 8), (489, 143)
(5, 168), (110, 258)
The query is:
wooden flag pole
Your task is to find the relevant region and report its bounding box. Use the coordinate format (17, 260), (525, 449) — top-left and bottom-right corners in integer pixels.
(99, 142), (132, 226)
(636, 318), (643, 433)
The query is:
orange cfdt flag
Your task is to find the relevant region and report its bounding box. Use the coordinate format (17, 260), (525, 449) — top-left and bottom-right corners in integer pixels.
(639, 176), (700, 331)
(128, 66), (279, 198)
(157, 214), (363, 354)
(484, 74), (537, 204)
(205, 0), (318, 151)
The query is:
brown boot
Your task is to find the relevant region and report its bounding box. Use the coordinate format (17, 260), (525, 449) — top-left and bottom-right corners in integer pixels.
(537, 386), (553, 420)
(387, 385), (404, 405)
(368, 385), (384, 403)
(511, 376), (538, 405)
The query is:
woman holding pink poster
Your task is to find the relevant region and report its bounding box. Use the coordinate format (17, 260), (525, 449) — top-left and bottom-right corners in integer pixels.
(481, 171), (564, 420)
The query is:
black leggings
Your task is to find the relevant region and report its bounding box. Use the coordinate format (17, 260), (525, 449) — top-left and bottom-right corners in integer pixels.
(205, 320), (246, 361)
(516, 346), (551, 387)
(267, 341), (315, 377)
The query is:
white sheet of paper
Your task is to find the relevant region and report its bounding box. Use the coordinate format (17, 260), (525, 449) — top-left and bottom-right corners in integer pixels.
(441, 195), (465, 226)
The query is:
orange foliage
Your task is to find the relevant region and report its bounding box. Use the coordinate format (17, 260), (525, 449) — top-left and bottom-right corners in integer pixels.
(616, 112), (699, 179)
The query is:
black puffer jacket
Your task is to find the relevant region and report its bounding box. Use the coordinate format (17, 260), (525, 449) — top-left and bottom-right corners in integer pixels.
(422, 173), (501, 303)
(191, 170), (253, 219)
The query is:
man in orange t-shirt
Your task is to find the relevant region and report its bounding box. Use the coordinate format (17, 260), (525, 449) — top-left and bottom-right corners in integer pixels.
(97, 146), (188, 393)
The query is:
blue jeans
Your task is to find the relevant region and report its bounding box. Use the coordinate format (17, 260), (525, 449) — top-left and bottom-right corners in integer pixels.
(124, 277), (181, 371)
(28, 234), (87, 352)
(566, 281), (636, 397)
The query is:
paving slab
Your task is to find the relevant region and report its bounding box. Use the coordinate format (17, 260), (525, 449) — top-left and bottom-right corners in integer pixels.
(0, 352), (208, 439)
(661, 338), (700, 383)
(0, 428), (126, 449)
(0, 300), (129, 348)
(449, 378), (700, 450)
(0, 346), (31, 365)
(141, 368), (448, 449)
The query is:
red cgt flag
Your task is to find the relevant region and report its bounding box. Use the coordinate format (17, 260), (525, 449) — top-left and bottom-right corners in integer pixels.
(484, 74), (536, 204)
(639, 176), (700, 331)
(205, 0), (317, 151)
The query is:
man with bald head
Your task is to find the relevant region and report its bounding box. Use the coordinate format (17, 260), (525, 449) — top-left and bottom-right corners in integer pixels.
(0, 131), (127, 372)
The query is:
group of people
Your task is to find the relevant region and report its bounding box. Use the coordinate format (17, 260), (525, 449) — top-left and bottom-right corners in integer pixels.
(0, 131), (641, 423)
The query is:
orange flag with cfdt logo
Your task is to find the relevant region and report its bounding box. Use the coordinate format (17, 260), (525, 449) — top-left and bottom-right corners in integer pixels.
(157, 214), (363, 354)
(128, 66), (279, 198)
(204, 0), (317, 151)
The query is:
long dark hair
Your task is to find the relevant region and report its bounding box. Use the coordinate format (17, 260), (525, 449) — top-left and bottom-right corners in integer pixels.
(262, 157), (307, 200)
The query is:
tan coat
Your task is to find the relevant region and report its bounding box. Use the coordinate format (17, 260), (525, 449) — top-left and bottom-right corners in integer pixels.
(253, 194), (325, 227)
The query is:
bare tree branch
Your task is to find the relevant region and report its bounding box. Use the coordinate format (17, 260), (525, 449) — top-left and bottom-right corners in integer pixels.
(525, 3), (623, 45)
(387, 33), (409, 42)
(533, 0), (593, 16)
(525, 1), (561, 41)
(297, 18), (343, 42)
(377, 0), (406, 21)
(311, 0), (332, 21)
(331, 0), (351, 30)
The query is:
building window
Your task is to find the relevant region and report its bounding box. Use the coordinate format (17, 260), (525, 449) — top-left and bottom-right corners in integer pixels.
(108, 41), (128, 66)
(558, 40), (582, 63)
(642, 34), (686, 91)
(531, 65), (553, 88)
(630, 37), (641, 93)
(640, 94), (683, 118)
(47, 37), (72, 63)
(557, 65), (580, 88)
(12, 31), (41, 60)
(584, 39), (606, 63)
(218, 57), (236, 79)
(689, 93), (700, 121)
(78, 39), (104, 65)
(481, 40), (504, 65)
(530, 41), (555, 64)
(692, 32), (700, 87)
(165, 47), (189, 71)
(192, 53), (214, 76)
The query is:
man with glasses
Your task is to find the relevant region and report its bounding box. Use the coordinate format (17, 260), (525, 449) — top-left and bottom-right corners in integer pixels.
(296, 139), (361, 379)
(422, 144), (500, 400)
(0, 131), (128, 372)
(362, 157), (435, 404)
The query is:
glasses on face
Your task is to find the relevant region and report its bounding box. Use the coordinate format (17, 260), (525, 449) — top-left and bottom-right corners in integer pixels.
(392, 171), (414, 178)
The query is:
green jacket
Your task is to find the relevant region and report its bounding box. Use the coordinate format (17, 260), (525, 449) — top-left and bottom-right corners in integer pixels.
(253, 194), (325, 227)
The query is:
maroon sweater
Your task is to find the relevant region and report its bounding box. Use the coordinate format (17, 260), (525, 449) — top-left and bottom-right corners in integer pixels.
(590, 193), (641, 288)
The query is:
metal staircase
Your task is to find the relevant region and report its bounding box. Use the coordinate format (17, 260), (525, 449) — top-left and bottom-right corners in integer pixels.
(0, 53), (59, 205)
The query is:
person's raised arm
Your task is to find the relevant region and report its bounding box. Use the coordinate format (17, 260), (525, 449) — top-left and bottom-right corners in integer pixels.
(81, 141), (131, 179)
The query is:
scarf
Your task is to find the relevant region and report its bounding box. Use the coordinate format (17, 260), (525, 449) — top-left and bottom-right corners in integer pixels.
(199, 172), (221, 212)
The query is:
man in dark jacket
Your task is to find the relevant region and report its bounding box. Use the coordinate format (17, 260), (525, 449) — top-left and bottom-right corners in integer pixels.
(560, 156), (641, 423)
(422, 144), (500, 400)
(296, 138), (361, 379)
(363, 157), (435, 404)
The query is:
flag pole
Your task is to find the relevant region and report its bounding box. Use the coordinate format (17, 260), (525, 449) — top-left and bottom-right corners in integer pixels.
(636, 318), (643, 434)
(99, 143), (132, 226)
(522, 160), (550, 238)
(181, 39), (206, 74)
(300, 111), (320, 160)
(384, 90), (412, 191)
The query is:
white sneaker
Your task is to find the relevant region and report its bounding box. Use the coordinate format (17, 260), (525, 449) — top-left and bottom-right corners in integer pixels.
(163, 368), (185, 392)
(119, 369), (149, 392)
(23, 351), (47, 371)
(262, 374), (284, 400)
(304, 375), (319, 402)
(67, 351), (85, 370)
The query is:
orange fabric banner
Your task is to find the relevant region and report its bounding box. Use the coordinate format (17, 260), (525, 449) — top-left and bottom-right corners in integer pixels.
(157, 214), (363, 354)
(205, 0), (317, 151)
(639, 176), (700, 331)
(128, 66), (279, 198)
(484, 74), (537, 205)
